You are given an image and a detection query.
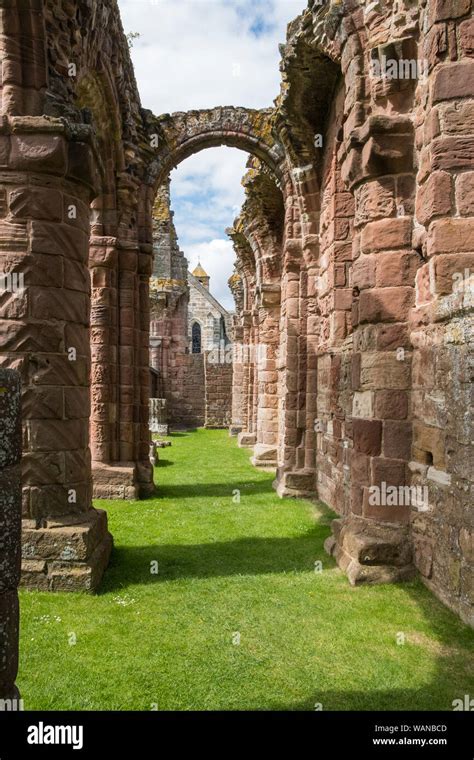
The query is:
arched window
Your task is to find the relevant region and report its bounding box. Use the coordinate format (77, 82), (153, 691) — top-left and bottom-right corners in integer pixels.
(192, 322), (202, 354)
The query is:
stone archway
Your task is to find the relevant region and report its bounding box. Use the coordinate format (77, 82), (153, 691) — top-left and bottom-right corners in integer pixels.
(145, 107), (285, 191)
(144, 106), (288, 438)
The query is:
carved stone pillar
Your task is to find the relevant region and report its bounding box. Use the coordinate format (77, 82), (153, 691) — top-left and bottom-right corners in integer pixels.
(274, 252), (315, 498)
(0, 118), (112, 591)
(252, 285), (280, 468)
(237, 310), (257, 448)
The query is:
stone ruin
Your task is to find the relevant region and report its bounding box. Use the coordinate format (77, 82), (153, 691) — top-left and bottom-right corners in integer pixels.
(148, 181), (233, 430)
(0, 0), (471, 661)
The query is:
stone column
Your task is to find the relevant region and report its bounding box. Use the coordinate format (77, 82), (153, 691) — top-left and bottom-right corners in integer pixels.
(229, 319), (244, 436)
(250, 308), (259, 435)
(137, 244), (154, 495)
(251, 288), (280, 468)
(326, 114), (417, 583)
(0, 118), (112, 591)
(89, 235), (118, 468)
(0, 370), (21, 703)
(274, 256), (315, 498)
(237, 310), (257, 448)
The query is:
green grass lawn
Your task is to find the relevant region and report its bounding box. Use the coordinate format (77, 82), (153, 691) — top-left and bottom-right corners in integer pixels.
(17, 429), (474, 711)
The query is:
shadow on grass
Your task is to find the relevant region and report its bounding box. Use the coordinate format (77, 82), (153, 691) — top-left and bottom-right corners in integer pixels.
(100, 431), (474, 711)
(269, 579), (474, 711)
(168, 430), (198, 436)
(150, 478), (273, 500)
(100, 524), (330, 591)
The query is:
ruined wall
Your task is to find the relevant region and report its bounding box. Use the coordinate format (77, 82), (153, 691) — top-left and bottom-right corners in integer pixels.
(204, 354), (233, 428)
(171, 354), (205, 428)
(315, 81), (353, 516)
(150, 179), (234, 431)
(0, 0), (471, 626)
(408, 0), (474, 625)
(0, 0), (155, 589)
(227, 0), (473, 626)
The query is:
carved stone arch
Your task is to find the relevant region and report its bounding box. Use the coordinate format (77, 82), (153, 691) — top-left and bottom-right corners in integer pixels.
(145, 107), (286, 193)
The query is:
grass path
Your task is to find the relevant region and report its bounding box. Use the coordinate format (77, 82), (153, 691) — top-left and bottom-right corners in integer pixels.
(18, 429), (474, 710)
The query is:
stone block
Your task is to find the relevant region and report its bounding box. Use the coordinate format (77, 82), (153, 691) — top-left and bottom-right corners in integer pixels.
(360, 353), (411, 390)
(10, 134), (67, 174)
(416, 171), (452, 227)
(359, 287), (414, 323)
(351, 452), (370, 485)
(375, 251), (419, 288)
(361, 218), (412, 254)
(9, 187), (62, 222)
(374, 390), (408, 420)
(459, 17), (474, 56)
(21, 510), (112, 592)
(441, 101), (474, 135)
(383, 420), (412, 460)
(353, 418), (382, 456)
(427, 218), (474, 255)
(432, 0), (471, 21)
(413, 421), (446, 469)
(371, 457), (407, 488)
(432, 61), (474, 102)
(456, 172), (474, 216)
(432, 253), (474, 295)
(237, 432), (256, 448)
(352, 390), (374, 418)
(431, 136), (474, 172)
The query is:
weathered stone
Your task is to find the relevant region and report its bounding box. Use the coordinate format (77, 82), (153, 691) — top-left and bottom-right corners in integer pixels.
(432, 61), (474, 103)
(0, 370), (21, 701)
(353, 419), (382, 456)
(0, 0), (470, 637)
(416, 172), (452, 226)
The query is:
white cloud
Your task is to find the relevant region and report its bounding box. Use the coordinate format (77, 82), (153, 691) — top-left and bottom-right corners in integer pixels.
(117, 0), (304, 306)
(118, 0), (305, 113)
(187, 238), (236, 311)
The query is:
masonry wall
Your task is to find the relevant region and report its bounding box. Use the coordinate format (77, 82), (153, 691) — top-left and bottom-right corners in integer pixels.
(169, 354), (205, 428)
(204, 355), (233, 428)
(228, 0), (473, 627)
(408, 1), (474, 625)
(0, 0), (471, 629)
(315, 82), (353, 517)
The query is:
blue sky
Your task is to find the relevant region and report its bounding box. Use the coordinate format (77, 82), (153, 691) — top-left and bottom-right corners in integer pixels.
(118, 0), (305, 309)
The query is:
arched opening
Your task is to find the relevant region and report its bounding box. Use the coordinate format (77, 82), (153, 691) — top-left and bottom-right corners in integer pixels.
(191, 322), (202, 354)
(149, 133), (285, 435)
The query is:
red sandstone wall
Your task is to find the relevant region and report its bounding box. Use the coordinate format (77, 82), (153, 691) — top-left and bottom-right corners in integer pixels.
(204, 354), (233, 428)
(408, 0), (474, 625)
(168, 354), (205, 429)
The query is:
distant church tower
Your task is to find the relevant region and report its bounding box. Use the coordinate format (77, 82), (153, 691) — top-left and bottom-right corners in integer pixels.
(187, 261), (232, 354)
(192, 261), (210, 290)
